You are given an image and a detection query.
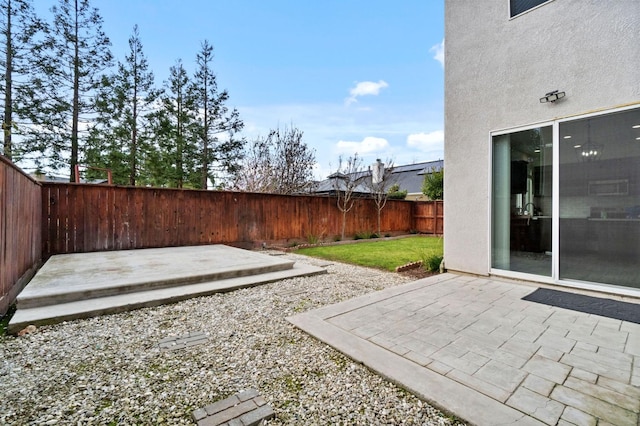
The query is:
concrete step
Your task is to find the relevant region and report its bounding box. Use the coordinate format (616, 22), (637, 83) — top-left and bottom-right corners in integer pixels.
(9, 263), (325, 333)
(17, 245), (295, 309)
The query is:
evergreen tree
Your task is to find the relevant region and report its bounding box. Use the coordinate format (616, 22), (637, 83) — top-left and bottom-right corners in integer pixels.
(85, 25), (158, 185)
(190, 40), (244, 189)
(150, 59), (196, 188)
(0, 0), (44, 160)
(23, 0), (112, 181)
(421, 167), (444, 200)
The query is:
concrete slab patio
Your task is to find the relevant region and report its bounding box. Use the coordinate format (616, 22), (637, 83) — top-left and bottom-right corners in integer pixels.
(288, 273), (640, 425)
(9, 245), (325, 333)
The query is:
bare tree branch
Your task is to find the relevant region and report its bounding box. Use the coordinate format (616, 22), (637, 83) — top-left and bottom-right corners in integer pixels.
(363, 158), (396, 235)
(332, 153), (364, 239)
(233, 125), (316, 194)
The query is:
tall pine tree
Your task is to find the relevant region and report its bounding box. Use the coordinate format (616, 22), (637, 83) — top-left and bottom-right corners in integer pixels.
(0, 0), (44, 160)
(24, 0), (112, 180)
(150, 59), (196, 188)
(190, 40), (244, 189)
(86, 25), (158, 185)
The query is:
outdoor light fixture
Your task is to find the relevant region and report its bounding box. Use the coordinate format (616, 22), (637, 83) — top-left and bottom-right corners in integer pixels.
(539, 90), (565, 103)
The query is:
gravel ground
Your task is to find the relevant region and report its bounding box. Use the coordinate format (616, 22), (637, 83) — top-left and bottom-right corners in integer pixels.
(0, 252), (466, 425)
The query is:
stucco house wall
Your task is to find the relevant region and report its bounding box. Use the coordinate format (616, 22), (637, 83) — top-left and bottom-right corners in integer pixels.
(444, 0), (640, 275)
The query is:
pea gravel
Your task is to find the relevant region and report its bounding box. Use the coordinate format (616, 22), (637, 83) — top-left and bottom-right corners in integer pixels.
(0, 252), (466, 425)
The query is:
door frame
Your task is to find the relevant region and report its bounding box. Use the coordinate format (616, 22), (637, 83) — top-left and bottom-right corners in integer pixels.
(489, 104), (640, 297)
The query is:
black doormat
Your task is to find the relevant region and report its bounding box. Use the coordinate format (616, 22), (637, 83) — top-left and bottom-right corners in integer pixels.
(522, 288), (640, 324)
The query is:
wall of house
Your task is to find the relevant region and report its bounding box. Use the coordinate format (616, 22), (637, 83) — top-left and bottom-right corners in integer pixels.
(0, 157), (42, 316)
(444, 0), (640, 274)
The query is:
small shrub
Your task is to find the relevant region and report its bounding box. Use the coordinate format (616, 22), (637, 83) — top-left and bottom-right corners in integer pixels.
(306, 233), (319, 245)
(387, 184), (408, 200)
(0, 304), (16, 336)
(333, 235), (341, 242)
(423, 252), (444, 272)
(287, 241), (299, 248)
(354, 230), (377, 240)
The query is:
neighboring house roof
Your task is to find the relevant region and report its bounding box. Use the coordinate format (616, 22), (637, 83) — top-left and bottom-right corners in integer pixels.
(30, 173), (109, 184)
(312, 159), (443, 196)
(391, 160), (443, 194)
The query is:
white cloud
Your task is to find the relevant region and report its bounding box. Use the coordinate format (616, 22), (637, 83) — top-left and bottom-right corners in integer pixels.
(430, 39), (444, 68)
(336, 136), (389, 154)
(238, 102), (444, 179)
(407, 130), (444, 151)
(345, 80), (389, 105)
(350, 80), (389, 97)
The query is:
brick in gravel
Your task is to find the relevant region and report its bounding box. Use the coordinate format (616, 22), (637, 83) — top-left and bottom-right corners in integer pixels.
(207, 400), (256, 425)
(239, 404), (275, 426)
(192, 408), (207, 421)
(252, 396), (267, 407)
(237, 389), (260, 402)
(205, 395), (240, 415)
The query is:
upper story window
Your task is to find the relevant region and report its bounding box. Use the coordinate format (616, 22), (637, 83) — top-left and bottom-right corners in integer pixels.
(510, 0), (551, 18)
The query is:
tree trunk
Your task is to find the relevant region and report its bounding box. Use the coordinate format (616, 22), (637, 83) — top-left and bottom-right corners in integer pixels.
(176, 93), (183, 188)
(70, 0), (80, 182)
(201, 88), (208, 189)
(3, 0), (13, 160)
(201, 64), (209, 190)
(130, 56), (138, 186)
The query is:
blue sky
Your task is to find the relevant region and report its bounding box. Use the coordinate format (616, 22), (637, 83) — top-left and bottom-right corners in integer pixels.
(33, 0), (444, 179)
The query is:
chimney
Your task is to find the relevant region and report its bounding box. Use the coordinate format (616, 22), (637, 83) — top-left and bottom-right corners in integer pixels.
(372, 159), (384, 185)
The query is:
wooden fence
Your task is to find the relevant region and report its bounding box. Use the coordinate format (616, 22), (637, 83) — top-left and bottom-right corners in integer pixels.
(41, 183), (442, 257)
(0, 157), (42, 316)
(413, 200), (444, 235)
(0, 163), (443, 314)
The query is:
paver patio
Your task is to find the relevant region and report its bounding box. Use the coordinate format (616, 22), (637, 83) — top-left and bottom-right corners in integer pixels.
(288, 273), (640, 425)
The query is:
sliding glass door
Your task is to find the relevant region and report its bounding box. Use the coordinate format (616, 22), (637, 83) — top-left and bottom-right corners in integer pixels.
(492, 106), (640, 292)
(492, 125), (553, 277)
(559, 108), (640, 289)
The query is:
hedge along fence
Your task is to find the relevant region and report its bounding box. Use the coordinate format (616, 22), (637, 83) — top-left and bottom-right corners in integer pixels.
(0, 157), (42, 316)
(41, 183), (434, 258)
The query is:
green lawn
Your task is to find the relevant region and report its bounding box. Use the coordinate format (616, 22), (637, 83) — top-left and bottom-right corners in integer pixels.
(296, 236), (443, 271)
